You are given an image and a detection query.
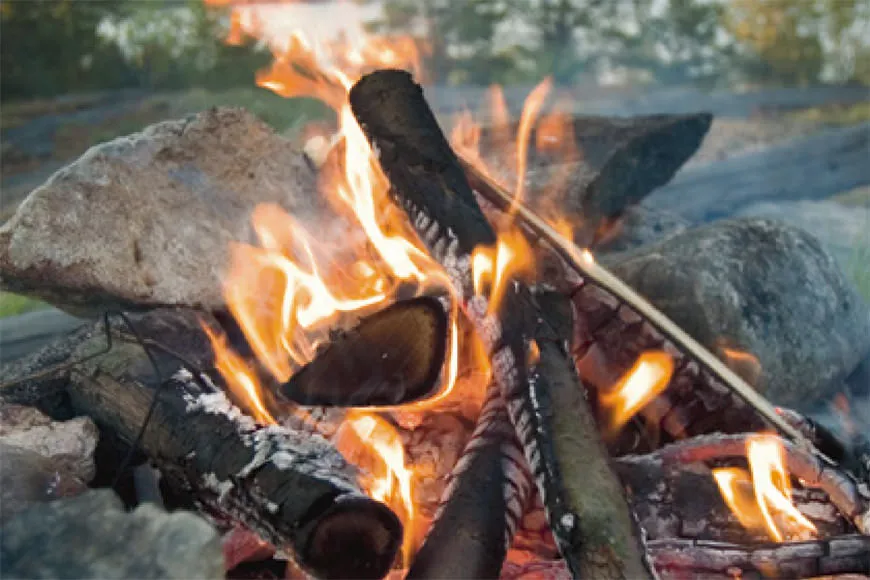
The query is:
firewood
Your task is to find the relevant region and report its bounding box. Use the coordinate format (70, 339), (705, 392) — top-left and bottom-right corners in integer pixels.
(408, 384), (533, 579)
(54, 310), (402, 579)
(349, 69), (651, 580)
(279, 296), (448, 407)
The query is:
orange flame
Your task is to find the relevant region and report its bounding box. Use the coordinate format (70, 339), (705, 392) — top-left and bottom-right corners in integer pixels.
(713, 435), (817, 542)
(600, 351), (674, 431)
(470, 228), (535, 315)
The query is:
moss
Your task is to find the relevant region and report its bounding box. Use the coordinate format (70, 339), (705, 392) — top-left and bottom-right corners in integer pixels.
(0, 291), (49, 318)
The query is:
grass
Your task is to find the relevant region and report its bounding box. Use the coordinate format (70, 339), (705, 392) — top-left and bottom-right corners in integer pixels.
(0, 292), (48, 318)
(789, 101), (870, 127)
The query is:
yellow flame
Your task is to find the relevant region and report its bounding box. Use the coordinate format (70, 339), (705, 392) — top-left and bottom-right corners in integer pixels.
(600, 351), (674, 431)
(714, 435), (817, 542)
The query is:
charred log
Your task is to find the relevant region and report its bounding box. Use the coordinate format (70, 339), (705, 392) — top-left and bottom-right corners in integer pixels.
(350, 69), (651, 580)
(279, 297), (448, 407)
(647, 535), (870, 579)
(649, 433), (870, 535)
(408, 384), (533, 579)
(615, 453), (851, 543)
(58, 310), (401, 579)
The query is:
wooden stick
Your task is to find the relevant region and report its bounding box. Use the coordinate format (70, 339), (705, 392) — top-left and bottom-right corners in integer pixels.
(458, 155), (807, 446)
(407, 383), (533, 579)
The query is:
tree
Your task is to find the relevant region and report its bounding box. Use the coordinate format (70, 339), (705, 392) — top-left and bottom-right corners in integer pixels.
(1, 0), (134, 100)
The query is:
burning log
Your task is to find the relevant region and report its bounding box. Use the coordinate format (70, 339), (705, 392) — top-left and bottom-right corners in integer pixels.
(408, 384), (533, 579)
(52, 310), (402, 579)
(349, 69), (651, 579)
(649, 433), (870, 535)
(278, 297), (448, 407)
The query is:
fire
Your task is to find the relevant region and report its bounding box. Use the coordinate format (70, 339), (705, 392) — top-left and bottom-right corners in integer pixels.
(470, 228), (535, 315)
(201, 1), (584, 568)
(600, 350), (674, 431)
(713, 435), (817, 542)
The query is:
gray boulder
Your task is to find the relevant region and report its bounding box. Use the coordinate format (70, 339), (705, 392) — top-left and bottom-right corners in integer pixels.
(0, 107), (325, 313)
(734, 200), (870, 274)
(604, 218), (870, 408)
(0, 489), (223, 579)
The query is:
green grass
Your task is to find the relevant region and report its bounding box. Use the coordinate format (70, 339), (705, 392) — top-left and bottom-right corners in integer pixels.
(789, 101), (870, 127)
(0, 292), (48, 318)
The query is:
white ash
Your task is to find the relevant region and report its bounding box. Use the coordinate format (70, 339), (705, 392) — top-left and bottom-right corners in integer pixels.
(183, 390), (258, 435)
(201, 472), (235, 503)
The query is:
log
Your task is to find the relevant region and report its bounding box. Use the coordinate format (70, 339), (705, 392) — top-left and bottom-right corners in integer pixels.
(52, 310), (401, 579)
(644, 122), (870, 224)
(614, 453), (850, 543)
(279, 297), (448, 407)
(350, 69), (651, 580)
(408, 384), (533, 579)
(503, 535), (870, 579)
(477, 113), (712, 244)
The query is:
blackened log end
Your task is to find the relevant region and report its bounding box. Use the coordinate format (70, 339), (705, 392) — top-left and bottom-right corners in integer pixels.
(299, 495), (403, 580)
(349, 70), (497, 255)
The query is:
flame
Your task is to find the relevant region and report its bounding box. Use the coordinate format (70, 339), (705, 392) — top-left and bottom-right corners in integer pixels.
(713, 435), (817, 542)
(600, 350), (674, 431)
(201, 3), (582, 569)
(470, 228), (535, 315)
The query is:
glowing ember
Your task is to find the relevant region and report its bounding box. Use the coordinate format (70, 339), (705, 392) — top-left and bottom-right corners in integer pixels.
(470, 228), (535, 315)
(600, 350), (674, 431)
(713, 435), (817, 542)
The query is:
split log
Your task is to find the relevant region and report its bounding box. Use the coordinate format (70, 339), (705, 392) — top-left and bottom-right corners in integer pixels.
(408, 384), (533, 579)
(644, 122), (870, 224)
(52, 310), (402, 579)
(350, 69), (651, 579)
(279, 297), (448, 407)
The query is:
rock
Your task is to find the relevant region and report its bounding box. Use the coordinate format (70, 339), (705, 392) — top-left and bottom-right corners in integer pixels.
(604, 218), (870, 408)
(593, 205), (690, 254)
(734, 200), (870, 273)
(476, 113), (712, 244)
(0, 489), (223, 579)
(0, 404), (99, 482)
(0, 443), (88, 522)
(0, 107), (324, 313)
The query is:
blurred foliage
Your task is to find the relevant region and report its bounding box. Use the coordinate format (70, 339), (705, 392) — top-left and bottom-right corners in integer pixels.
(366, 0), (870, 87)
(1, 0), (269, 101)
(0, 292), (48, 319)
(2, 0), (868, 102)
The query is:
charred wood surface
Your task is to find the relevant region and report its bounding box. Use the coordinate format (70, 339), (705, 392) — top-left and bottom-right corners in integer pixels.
(615, 454), (851, 543)
(647, 535), (870, 579)
(279, 297), (448, 407)
(350, 69), (651, 580)
(408, 385), (533, 579)
(60, 310), (401, 579)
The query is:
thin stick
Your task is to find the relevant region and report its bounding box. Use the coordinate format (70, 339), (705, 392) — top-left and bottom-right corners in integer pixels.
(459, 155), (807, 446)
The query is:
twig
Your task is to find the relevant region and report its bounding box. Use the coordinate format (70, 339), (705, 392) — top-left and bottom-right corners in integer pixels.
(458, 154), (807, 447)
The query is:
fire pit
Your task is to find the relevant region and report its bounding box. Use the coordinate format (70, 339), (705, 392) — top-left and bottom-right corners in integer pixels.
(1, 6), (868, 580)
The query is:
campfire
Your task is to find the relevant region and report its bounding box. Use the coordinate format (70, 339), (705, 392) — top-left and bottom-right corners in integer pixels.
(1, 4), (868, 580)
